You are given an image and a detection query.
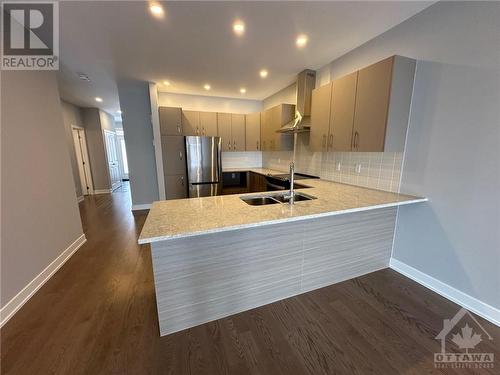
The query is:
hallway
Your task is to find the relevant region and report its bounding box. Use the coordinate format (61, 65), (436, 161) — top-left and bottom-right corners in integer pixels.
(1, 193), (498, 374)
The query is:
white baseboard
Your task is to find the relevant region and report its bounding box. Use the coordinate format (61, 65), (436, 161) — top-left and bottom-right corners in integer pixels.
(0, 234), (87, 327)
(77, 195), (84, 203)
(93, 189), (111, 194)
(390, 258), (500, 327)
(132, 203), (151, 211)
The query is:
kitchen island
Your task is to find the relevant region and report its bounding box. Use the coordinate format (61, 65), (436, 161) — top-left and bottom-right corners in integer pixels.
(139, 169), (426, 336)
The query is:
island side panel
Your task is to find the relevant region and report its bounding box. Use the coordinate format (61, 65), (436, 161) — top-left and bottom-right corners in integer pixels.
(150, 207), (398, 336)
(300, 207), (397, 293)
(150, 220), (305, 336)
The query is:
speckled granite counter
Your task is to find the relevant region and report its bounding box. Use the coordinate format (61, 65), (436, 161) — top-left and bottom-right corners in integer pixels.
(138, 169), (426, 244)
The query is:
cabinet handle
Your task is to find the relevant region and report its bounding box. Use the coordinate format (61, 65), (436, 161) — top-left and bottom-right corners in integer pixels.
(233, 140), (236, 149)
(202, 127), (206, 136)
(228, 140), (232, 150)
(180, 176), (184, 186)
(179, 151), (183, 160)
(196, 127), (199, 135)
(322, 134), (327, 149)
(329, 134), (334, 149)
(177, 125), (181, 134)
(256, 140), (259, 150)
(353, 131), (359, 150)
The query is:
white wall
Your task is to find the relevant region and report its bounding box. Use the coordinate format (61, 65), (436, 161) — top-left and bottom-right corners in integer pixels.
(158, 92), (262, 114)
(262, 83), (296, 110)
(1, 71), (84, 309)
(317, 2), (500, 311)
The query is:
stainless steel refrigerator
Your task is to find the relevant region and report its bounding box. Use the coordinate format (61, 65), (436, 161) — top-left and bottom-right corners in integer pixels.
(185, 136), (222, 197)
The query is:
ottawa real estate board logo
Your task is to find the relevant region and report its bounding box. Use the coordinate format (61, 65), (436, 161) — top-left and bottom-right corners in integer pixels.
(434, 308), (495, 369)
(1, 1), (59, 70)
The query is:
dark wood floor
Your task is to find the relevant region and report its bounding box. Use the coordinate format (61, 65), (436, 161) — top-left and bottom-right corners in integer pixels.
(1, 190), (498, 374)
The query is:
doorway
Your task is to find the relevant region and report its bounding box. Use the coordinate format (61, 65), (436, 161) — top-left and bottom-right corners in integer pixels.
(72, 127), (94, 196)
(116, 129), (129, 181)
(103, 129), (122, 191)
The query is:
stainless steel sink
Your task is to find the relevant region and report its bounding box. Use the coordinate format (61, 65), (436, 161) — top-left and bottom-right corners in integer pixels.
(240, 192), (316, 206)
(240, 196), (280, 206)
(270, 192), (317, 203)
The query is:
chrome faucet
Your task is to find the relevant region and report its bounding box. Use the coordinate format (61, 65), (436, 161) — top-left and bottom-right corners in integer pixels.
(289, 162), (295, 204)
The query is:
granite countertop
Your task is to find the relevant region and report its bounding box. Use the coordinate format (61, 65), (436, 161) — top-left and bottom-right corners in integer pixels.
(138, 168), (427, 244)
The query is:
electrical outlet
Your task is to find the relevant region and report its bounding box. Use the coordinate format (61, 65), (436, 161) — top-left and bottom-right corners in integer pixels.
(355, 163), (362, 174)
(336, 162), (341, 171)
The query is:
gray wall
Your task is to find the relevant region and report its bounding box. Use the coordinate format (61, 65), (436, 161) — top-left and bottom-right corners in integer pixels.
(321, 2), (499, 308)
(81, 108), (111, 191)
(1, 71), (84, 307)
(61, 100), (85, 197)
(117, 80), (159, 206)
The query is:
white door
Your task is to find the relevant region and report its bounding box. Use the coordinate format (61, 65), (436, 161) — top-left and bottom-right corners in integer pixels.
(103, 130), (122, 191)
(72, 128), (94, 195)
(116, 130), (129, 180)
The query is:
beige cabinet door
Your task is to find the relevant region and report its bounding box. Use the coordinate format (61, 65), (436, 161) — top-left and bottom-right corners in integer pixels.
(161, 136), (186, 175)
(182, 110), (200, 136)
(199, 111), (218, 136)
(352, 56), (393, 151)
(165, 174), (187, 199)
(330, 72), (358, 151)
(245, 112), (261, 151)
(310, 83), (332, 152)
(260, 109), (271, 151)
(231, 114), (246, 151)
(217, 113), (232, 151)
(159, 107), (182, 135)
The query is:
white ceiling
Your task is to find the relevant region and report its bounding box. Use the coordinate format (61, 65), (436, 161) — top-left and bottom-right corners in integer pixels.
(57, 1), (433, 115)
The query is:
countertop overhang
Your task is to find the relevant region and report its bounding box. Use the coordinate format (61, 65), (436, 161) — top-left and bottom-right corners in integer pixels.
(138, 168), (427, 244)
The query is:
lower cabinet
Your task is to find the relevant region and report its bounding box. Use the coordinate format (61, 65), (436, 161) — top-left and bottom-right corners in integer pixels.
(249, 172), (267, 193)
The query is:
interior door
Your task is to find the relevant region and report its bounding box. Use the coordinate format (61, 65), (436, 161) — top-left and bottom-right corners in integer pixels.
(104, 130), (121, 191)
(72, 128), (93, 195)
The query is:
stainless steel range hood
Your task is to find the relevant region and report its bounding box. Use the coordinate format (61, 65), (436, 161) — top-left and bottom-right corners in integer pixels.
(277, 69), (316, 133)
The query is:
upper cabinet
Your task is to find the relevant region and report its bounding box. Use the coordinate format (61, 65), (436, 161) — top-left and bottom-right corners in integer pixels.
(159, 107), (183, 136)
(310, 55), (416, 152)
(245, 112), (261, 151)
(217, 113), (246, 152)
(260, 104), (295, 151)
(182, 110), (200, 136)
(182, 110), (218, 136)
(199, 111), (218, 136)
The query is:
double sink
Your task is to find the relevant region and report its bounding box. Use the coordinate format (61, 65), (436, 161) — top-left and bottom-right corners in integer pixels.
(241, 191), (317, 206)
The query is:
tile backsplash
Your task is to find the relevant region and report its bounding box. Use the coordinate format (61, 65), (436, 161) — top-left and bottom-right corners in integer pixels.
(262, 137), (403, 193)
(222, 151), (262, 170)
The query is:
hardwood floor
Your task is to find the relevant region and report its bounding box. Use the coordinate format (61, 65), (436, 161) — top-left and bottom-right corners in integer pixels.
(1, 191), (498, 374)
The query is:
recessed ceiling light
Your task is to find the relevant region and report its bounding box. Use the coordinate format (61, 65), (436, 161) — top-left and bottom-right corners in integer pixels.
(204, 84), (211, 91)
(233, 20), (245, 36)
(163, 80), (171, 86)
(296, 34), (308, 48)
(259, 69), (268, 78)
(149, 3), (164, 18)
(240, 88), (246, 94)
(95, 97), (103, 103)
